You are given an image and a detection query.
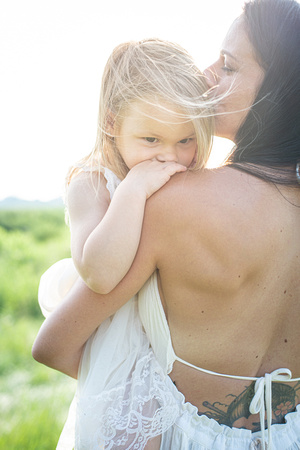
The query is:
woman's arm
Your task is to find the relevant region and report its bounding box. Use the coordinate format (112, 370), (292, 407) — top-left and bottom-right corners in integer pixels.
(69, 160), (186, 294)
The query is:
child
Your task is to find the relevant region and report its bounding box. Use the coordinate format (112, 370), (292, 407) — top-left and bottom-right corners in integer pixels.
(37, 38), (214, 449)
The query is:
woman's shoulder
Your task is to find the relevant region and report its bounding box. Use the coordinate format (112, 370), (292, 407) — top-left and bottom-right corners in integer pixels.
(144, 166), (278, 281)
(148, 165), (269, 218)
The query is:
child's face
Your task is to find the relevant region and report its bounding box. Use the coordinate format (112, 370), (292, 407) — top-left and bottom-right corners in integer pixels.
(115, 101), (197, 169)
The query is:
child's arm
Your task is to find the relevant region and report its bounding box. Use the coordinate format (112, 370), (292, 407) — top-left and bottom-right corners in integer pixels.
(69, 160), (186, 294)
(32, 168), (181, 378)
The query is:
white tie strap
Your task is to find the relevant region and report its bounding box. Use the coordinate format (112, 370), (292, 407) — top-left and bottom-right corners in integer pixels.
(249, 368), (292, 449)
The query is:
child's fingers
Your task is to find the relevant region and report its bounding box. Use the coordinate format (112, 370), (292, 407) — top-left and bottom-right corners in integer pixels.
(161, 161), (187, 175)
(147, 160), (187, 172)
(125, 160), (188, 198)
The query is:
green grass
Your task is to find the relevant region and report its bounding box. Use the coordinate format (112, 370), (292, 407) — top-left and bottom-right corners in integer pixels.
(0, 210), (71, 318)
(0, 208), (76, 449)
(0, 315), (76, 449)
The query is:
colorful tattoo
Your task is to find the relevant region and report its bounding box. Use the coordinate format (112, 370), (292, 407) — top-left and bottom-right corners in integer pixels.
(198, 381), (300, 431)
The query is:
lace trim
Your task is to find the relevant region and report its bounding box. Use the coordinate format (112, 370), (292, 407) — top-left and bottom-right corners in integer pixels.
(76, 352), (180, 449)
(103, 167), (121, 200)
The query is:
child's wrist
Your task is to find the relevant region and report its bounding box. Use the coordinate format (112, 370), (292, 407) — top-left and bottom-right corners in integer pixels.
(117, 178), (147, 202)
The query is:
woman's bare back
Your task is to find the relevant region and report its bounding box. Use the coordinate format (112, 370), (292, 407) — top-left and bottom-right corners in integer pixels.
(144, 166), (300, 430)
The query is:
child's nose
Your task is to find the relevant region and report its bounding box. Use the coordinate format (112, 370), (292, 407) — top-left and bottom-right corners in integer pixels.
(156, 147), (178, 162)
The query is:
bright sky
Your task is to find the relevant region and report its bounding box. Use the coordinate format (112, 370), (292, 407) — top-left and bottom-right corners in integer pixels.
(1, 0), (244, 201)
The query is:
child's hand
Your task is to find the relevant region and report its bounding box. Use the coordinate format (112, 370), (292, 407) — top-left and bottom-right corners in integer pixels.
(122, 160), (187, 199)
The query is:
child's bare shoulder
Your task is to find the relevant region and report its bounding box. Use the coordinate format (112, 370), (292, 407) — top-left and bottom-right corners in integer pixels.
(67, 170), (110, 220)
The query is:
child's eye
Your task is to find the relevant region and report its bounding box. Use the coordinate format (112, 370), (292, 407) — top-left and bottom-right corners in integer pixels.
(179, 138), (193, 144)
(144, 137), (158, 143)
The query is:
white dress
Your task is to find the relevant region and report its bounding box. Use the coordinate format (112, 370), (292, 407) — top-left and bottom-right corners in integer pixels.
(39, 168), (177, 449)
(39, 168), (300, 450)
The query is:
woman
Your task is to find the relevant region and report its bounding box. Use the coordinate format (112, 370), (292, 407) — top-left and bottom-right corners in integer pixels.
(33, 0), (300, 448)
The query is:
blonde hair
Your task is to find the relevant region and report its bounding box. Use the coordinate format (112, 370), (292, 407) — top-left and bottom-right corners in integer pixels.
(67, 38), (214, 183)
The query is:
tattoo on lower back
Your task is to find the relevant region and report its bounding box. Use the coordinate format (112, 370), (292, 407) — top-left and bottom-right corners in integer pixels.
(198, 381), (300, 430)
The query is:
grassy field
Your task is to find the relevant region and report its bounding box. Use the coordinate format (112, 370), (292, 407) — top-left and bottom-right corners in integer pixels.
(0, 208), (76, 449)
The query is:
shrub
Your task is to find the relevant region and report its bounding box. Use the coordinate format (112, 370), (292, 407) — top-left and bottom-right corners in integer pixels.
(0, 209), (70, 317)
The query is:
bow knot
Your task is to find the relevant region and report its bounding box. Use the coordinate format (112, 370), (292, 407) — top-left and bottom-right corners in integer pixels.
(249, 368), (292, 449)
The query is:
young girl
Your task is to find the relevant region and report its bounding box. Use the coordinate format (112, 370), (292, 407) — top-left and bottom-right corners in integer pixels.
(37, 38), (214, 449)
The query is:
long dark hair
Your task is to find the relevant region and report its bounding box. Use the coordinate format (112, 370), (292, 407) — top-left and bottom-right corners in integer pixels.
(226, 0), (300, 186)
